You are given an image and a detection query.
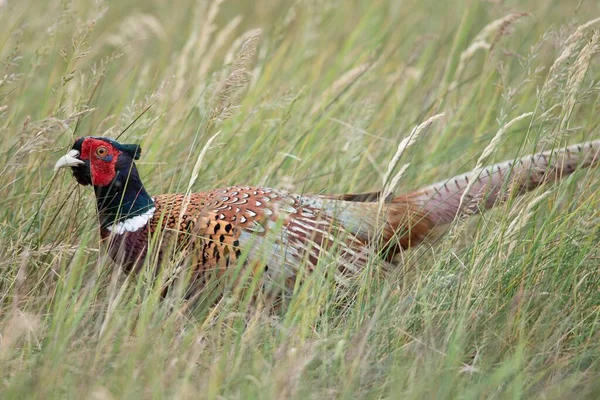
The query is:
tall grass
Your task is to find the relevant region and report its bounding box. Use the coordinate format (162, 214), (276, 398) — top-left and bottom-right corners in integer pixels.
(1, 0), (599, 398)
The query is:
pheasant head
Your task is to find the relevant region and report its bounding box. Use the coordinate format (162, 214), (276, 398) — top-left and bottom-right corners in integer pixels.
(55, 136), (141, 185)
(55, 137), (154, 230)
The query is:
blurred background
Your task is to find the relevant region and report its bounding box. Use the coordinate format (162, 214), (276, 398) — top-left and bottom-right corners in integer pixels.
(3, 0), (598, 197)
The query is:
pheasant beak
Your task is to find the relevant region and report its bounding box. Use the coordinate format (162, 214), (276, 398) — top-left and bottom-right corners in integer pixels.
(54, 149), (85, 171)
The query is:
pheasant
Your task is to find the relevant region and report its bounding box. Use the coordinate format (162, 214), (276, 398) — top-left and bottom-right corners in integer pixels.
(54, 136), (600, 296)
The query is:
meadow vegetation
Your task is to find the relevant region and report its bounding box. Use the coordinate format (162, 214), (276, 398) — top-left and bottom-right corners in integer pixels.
(1, 0), (599, 398)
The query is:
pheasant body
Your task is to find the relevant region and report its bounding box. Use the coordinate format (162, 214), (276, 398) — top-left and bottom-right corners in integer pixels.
(100, 186), (428, 293)
(55, 137), (600, 296)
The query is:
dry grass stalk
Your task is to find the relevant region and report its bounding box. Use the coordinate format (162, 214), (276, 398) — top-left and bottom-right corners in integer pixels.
(104, 14), (166, 48)
(560, 30), (600, 131)
(195, 0), (226, 66)
(380, 113), (445, 209)
(310, 63), (372, 116)
(171, 0), (228, 101)
(458, 112), (533, 210)
(506, 190), (552, 253)
(173, 12), (243, 101)
(489, 13), (531, 53)
(179, 131), (222, 222)
(450, 13), (529, 91)
(211, 28), (262, 122)
(541, 17), (600, 99)
(172, 29), (199, 101)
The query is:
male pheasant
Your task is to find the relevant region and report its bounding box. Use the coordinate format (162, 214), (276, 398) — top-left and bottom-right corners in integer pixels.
(54, 136), (600, 295)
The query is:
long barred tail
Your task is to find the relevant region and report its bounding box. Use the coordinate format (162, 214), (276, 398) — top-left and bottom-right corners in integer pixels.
(402, 140), (600, 226)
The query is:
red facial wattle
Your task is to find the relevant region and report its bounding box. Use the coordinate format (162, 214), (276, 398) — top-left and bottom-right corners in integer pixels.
(79, 138), (121, 187)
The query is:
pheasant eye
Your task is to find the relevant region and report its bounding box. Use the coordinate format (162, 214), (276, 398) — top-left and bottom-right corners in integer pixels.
(96, 146), (108, 157)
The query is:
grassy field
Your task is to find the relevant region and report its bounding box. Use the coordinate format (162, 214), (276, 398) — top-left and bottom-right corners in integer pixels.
(1, 0), (600, 398)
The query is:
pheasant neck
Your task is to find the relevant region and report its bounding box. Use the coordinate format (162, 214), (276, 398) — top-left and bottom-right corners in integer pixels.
(94, 163), (155, 230)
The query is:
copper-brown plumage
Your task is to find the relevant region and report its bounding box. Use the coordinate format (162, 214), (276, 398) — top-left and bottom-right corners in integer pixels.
(55, 137), (600, 296)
